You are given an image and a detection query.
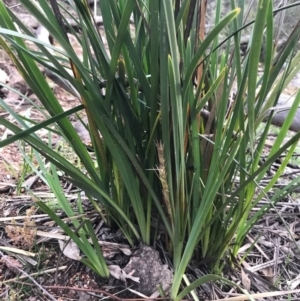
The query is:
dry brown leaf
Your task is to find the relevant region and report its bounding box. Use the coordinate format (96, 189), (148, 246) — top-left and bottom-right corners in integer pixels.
(241, 268), (251, 291)
(0, 255), (22, 274)
(0, 68), (9, 85)
(58, 240), (81, 261)
(257, 236), (273, 248)
(260, 267), (276, 285)
(287, 275), (300, 289)
(109, 265), (140, 283)
(119, 247), (132, 256)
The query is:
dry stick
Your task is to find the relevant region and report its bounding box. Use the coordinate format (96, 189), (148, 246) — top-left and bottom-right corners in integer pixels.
(48, 0), (69, 41)
(27, 285), (180, 301)
(0, 251), (58, 301)
(40, 285), (300, 301)
(1, 266), (67, 284)
(5, 278), (167, 300)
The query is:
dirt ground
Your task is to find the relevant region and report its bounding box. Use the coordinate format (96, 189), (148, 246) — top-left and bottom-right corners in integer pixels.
(1, 1), (300, 301)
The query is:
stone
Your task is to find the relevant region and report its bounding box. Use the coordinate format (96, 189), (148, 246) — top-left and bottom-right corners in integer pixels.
(123, 245), (173, 296)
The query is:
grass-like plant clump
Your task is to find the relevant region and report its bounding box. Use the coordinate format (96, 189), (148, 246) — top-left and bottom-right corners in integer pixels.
(0, 0), (300, 299)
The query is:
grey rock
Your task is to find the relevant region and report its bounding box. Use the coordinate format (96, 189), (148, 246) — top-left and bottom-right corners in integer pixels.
(123, 245), (173, 296)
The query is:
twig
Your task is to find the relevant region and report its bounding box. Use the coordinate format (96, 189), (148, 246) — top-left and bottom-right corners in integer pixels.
(28, 285), (180, 301)
(1, 266), (67, 284)
(8, 282), (196, 301)
(48, 0), (69, 41)
(0, 251), (58, 301)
